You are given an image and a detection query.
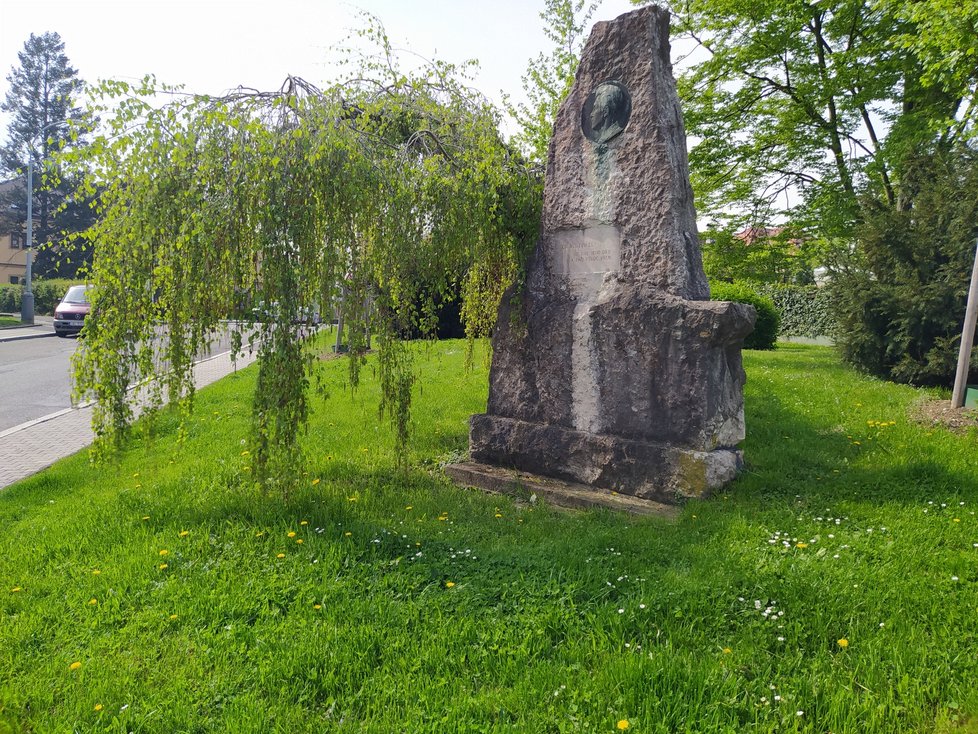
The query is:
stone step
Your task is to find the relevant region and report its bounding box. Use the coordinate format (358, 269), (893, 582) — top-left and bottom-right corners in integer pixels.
(444, 461), (680, 519)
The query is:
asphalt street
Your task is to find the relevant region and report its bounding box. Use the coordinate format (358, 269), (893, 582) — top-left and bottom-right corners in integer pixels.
(0, 335), (79, 432)
(0, 329), (245, 434)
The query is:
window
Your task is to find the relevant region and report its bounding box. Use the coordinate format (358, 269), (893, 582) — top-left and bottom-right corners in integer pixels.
(9, 276), (19, 285)
(10, 233), (21, 249)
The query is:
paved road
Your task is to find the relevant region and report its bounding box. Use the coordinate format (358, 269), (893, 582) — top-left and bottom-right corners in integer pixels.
(0, 336), (79, 432)
(0, 329), (243, 434)
(0, 348), (259, 489)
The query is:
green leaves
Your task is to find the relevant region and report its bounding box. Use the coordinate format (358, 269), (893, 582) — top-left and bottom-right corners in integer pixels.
(69, 24), (540, 493)
(671, 0), (975, 238)
(505, 0), (599, 166)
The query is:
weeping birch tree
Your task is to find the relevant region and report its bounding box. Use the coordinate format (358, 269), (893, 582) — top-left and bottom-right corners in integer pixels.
(65, 25), (541, 491)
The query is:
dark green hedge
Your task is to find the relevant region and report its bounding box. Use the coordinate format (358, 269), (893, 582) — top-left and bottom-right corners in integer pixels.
(755, 283), (837, 339)
(710, 281), (780, 350)
(0, 280), (85, 315)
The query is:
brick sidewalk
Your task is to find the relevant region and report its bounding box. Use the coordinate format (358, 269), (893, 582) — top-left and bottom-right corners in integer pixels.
(0, 349), (258, 489)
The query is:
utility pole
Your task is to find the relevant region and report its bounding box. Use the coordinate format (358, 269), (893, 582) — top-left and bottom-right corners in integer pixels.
(951, 238), (978, 408)
(20, 120), (62, 325)
(20, 158), (35, 324)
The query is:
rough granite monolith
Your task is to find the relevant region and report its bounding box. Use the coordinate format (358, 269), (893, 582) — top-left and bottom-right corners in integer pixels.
(462, 5), (755, 505)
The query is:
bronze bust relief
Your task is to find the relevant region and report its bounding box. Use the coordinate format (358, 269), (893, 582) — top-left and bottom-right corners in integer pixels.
(581, 81), (632, 144)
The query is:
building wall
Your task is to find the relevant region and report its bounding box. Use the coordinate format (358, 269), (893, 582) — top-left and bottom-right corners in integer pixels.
(1, 232), (27, 285)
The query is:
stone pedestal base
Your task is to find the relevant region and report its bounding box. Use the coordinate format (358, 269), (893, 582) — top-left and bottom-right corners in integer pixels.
(444, 461), (680, 518)
(469, 414), (743, 504)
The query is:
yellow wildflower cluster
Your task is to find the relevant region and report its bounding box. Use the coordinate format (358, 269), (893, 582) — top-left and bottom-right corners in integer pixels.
(867, 420), (896, 428)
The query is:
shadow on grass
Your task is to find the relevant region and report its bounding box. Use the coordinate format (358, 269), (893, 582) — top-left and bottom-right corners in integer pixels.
(736, 345), (978, 507)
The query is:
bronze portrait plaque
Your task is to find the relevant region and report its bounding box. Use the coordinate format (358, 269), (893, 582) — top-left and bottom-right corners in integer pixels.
(581, 81), (631, 144)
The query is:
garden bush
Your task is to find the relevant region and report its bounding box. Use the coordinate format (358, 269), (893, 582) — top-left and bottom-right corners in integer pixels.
(831, 147), (978, 386)
(0, 284), (17, 313)
(0, 279), (85, 315)
(710, 281), (780, 350)
(756, 283), (837, 339)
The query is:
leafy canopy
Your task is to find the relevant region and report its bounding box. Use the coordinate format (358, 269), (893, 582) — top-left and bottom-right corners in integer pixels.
(665, 0), (977, 239)
(64, 19), (541, 491)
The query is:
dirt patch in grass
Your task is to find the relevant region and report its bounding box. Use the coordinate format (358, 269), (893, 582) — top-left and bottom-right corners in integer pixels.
(911, 398), (978, 433)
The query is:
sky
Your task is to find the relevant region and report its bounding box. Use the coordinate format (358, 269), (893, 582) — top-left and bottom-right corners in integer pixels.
(0, 0), (646, 134)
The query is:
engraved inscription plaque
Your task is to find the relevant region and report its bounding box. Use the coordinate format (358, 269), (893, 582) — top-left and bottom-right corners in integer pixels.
(549, 225), (622, 277)
(581, 81), (631, 144)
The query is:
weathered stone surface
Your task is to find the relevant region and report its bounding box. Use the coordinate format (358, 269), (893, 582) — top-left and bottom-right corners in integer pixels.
(469, 416), (743, 502)
(461, 5), (755, 506)
(444, 461), (681, 519)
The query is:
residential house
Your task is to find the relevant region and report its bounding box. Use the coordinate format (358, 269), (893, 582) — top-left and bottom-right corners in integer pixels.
(0, 178), (27, 285)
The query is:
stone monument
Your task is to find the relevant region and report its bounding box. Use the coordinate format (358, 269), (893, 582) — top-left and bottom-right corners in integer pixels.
(448, 6), (755, 510)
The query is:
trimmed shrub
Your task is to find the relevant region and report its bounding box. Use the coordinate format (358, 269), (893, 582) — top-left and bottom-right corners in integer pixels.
(710, 281), (780, 350)
(756, 283), (837, 339)
(0, 284), (17, 313)
(0, 279), (85, 315)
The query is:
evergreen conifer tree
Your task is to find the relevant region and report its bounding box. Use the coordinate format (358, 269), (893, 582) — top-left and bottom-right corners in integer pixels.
(1, 32), (93, 277)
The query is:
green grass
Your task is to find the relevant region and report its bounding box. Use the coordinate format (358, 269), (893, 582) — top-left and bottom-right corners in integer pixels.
(2, 341), (978, 733)
(0, 316), (21, 328)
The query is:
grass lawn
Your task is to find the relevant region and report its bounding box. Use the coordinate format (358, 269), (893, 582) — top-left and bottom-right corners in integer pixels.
(2, 341), (977, 733)
(0, 316), (22, 328)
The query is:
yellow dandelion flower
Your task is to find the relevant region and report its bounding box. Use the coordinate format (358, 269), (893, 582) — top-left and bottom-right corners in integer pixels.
(796, 542), (809, 548)
(169, 614), (178, 620)
(311, 478), (321, 486)
(296, 539), (303, 545)
(300, 520), (309, 526)
(313, 604), (322, 610)
(344, 531), (352, 537)
(159, 549), (169, 556)
(94, 704), (103, 711)
(287, 531), (297, 538)
(142, 516), (150, 521)
(276, 553), (285, 559)
(954, 518), (961, 523)
(405, 505), (413, 511)
(446, 581), (456, 588)
(255, 531), (265, 537)
(11, 587), (22, 593)
(133, 472), (139, 478)
(838, 638), (849, 648)
(69, 661), (81, 671)
(347, 496), (357, 502)
(617, 720), (630, 730)
(159, 563), (168, 570)
(495, 513), (503, 518)
(88, 598), (97, 605)
(241, 450), (250, 456)
(179, 530), (189, 537)
(722, 647), (732, 654)
(91, 570), (101, 575)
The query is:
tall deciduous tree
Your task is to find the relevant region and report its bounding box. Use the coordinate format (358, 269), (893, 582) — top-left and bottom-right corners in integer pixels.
(663, 0), (977, 239)
(1, 31), (93, 276)
(505, 0), (600, 166)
